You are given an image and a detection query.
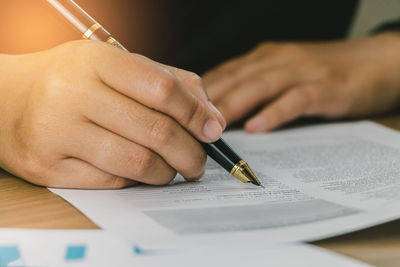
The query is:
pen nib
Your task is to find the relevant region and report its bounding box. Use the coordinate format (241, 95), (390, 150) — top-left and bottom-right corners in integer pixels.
(231, 160), (262, 187)
(247, 171), (262, 186)
(242, 162), (262, 187)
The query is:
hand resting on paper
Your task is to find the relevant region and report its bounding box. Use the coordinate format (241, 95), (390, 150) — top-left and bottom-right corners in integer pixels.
(204, 33), (400, 132)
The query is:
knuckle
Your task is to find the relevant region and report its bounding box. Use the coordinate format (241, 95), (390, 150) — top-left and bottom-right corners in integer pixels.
(182, 96), (201, 126)
(148, 116), (176, 146)
(132, 150), (156, 178)
(278, 43), (306, 60)
(186, 72), (203, 86)
(42, 72), (66, 92)
(153, 71), (178, 104)
(36, 71), (70, 103)
(35, 75), (76, 111)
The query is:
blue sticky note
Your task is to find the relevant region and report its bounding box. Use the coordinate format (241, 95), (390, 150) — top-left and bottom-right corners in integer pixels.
(0, 246), (22, 266)
(65, 245), (86, 261)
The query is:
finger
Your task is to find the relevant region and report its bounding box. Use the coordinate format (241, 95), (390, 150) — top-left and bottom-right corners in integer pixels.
(163, 65), (208, 101)
(204, 56), (263, 103)
(63, 122), (178, 185)
(245, 87), (312, 132)
(164, 65), (226, 129)
(214, 69), (299, 124)
(91, 45), (222, 142)
(203, 56), (245, 85)
(45, 157), (136, 189)
(203, 49), (260, 86)
(204, 43), (284, 103)
(81, 82), (207, 180)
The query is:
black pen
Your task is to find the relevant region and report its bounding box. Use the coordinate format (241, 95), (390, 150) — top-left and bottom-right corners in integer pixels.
(201, 139), (261, 185)
(47, 0), (262, 186)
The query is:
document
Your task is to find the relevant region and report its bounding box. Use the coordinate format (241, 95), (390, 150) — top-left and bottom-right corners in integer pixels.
(51, 121), (400, 245)
(0, 229), (370, 267)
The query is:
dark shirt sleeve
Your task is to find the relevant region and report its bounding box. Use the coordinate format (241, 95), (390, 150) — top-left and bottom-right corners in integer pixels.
(372, 18), (400, 34)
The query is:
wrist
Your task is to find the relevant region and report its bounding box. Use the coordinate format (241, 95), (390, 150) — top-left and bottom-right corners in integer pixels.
(365, 33), (400, 109)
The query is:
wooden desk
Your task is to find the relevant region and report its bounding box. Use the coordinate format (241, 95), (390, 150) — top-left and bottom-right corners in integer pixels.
(1, 115), (400, 266)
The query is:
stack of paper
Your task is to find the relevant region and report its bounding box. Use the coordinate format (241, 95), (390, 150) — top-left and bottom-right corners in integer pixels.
(5, 121), (400, 266)
(52, 121), (400, 246)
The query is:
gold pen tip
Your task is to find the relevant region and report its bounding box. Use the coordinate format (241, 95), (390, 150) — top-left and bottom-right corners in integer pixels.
(242, 163), (262, 187)
(230, 160), (262, 187)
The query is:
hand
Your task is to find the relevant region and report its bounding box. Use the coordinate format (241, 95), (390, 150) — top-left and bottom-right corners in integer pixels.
(204, 33), (400, 132)
(0, 40), (225, 189)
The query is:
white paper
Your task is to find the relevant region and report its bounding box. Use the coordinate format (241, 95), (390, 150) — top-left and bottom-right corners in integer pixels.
(135, 243), (371, 267)
(0, 229), (370, 267)
(51, 121), (400, 245)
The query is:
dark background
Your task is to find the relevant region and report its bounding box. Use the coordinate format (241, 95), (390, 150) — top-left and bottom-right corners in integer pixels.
(0, 0), (357, 74)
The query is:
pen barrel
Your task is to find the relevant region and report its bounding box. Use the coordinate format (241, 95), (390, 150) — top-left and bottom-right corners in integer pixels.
(47, 0), (127, 50)
(201, 139), (241, 173)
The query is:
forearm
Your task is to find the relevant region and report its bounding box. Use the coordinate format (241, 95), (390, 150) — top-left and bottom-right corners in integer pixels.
(366, 32), (400, 98)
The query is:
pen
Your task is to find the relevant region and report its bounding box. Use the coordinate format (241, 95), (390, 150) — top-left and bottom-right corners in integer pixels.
(46, 0), (262, 186)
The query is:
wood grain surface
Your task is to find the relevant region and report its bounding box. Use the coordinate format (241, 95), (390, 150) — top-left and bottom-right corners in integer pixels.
(1, 115), (400, 266)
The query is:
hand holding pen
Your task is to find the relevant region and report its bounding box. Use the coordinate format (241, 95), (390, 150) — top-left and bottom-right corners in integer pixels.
(47, 0), (261, 186)
(0, 28), (227, 189)
(0, 0), (259, 189)
(0, 0), (260, 189)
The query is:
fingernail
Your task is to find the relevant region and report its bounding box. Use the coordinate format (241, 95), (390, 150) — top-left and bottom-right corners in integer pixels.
(203, 119), (223, 141)
(208, 101), (226, 129)
(246, 117), (266, 132)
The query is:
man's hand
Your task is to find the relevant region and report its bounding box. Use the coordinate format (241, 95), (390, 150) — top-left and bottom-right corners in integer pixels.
(204, 33), (400, 132)
(0, 40), (225, 189)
